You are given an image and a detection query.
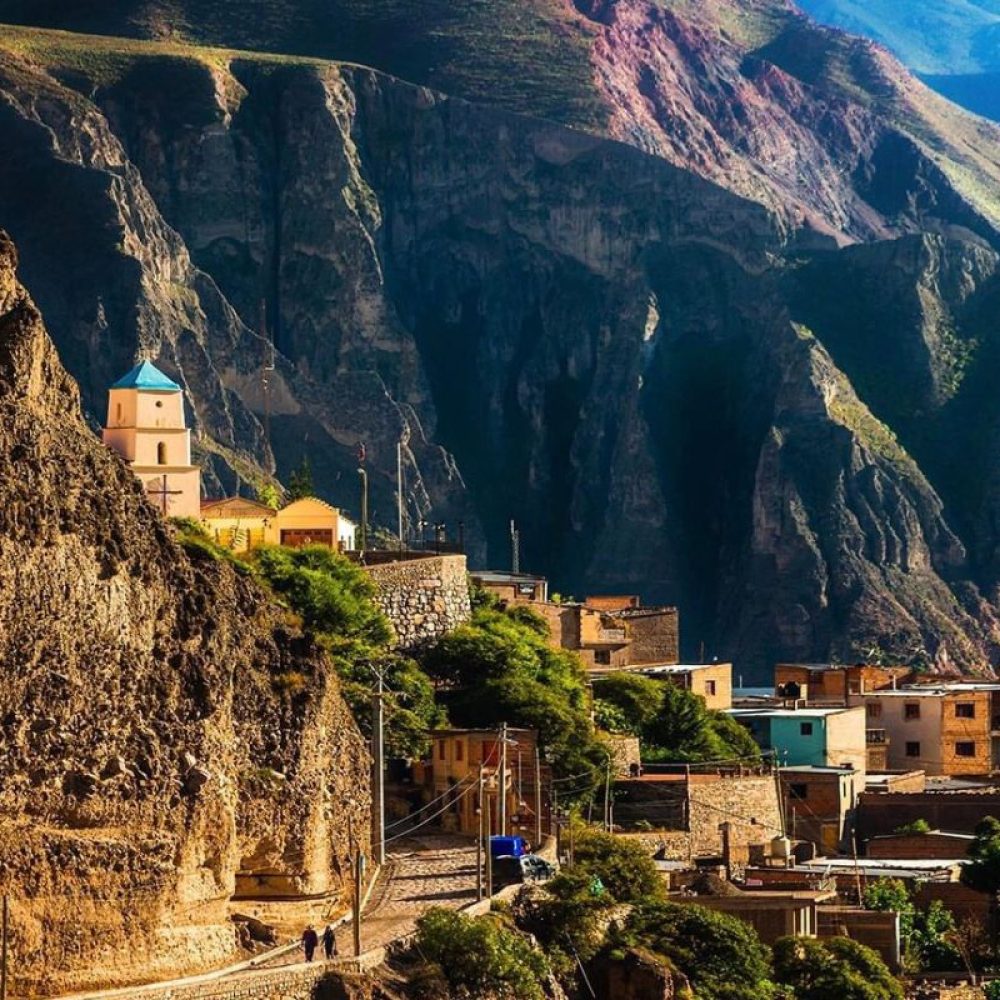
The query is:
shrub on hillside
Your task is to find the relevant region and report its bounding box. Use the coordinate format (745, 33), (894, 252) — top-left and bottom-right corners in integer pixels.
(414, 907), (550, 1000)
(612, 898), (772, 1000)
(773, 936), (903, 1000)
(570, 827), (663, 903)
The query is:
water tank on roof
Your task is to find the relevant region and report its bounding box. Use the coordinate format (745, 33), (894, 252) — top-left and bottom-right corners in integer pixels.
(771, 836), (793, 860)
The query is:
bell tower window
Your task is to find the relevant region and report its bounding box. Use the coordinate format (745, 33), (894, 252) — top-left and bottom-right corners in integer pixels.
(157, 442), (167, 465)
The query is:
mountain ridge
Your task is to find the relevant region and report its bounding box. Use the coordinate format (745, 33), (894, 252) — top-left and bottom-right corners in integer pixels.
(3, 4), (1000, 673)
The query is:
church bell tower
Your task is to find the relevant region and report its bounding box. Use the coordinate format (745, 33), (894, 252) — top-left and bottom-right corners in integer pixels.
(102, 360), (202, 518)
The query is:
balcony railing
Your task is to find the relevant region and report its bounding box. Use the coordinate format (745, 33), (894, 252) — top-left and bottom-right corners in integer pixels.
(866, 729), (888, 745)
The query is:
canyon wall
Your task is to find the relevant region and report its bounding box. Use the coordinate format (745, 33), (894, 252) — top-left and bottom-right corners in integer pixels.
(0, 231), (370, 996)
(1, 26), (1000, 673)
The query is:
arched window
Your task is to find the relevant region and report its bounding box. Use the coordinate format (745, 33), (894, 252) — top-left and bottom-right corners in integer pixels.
(157, 442), (167, 465)
(115, 402), (123, 424)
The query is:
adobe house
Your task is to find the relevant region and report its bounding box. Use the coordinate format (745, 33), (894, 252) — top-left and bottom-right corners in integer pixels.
(866, 829), (973, 860)
(468, 570), (549, 604)
(200, 495), (358, 553)
(774, 663), (913, 704)
(102, 360), (201, 518)
(413, 727), (550, 840)
(640, 663), (733, 711)
(781, 765), (863, 854)
(269, 496), (356, 549)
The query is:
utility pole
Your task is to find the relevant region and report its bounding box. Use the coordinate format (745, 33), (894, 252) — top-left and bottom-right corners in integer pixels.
(604, 756), (612, 833)
(260, 298), (274, 459)
(509, 520), (520, 575)
(534, 746), (542, 847)
(498, 724), (508, 837)
(357, 465), (368, 555)
(396, 439), (404, 553)
(477, 764), (485, 902)
(552, 786), (561, 862)
(485, 793), (493, 899)
(353, 852), (364, 957)
(371, 671), (385, 866)
(1, 893), (9, 1000)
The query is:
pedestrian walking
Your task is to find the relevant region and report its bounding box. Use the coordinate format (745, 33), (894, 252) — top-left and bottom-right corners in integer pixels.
(302, 924), (318, 962)
(322, 923), (337, 960)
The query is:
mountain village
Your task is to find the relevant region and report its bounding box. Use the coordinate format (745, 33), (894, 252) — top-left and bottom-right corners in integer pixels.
(46, 354), (1000, 1000)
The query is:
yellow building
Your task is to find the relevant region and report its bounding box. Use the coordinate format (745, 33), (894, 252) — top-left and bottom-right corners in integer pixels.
(200, 497), (276, 550)
(200, 495), (358, 553)
(269, 497), (356, 550)
(415, 728), (548, 839)
(102, 360), (201, 517)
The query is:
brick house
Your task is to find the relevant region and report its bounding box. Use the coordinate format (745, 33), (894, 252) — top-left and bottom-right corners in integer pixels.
(781, 764), (863, 854)
(850, 686), (1000, 775)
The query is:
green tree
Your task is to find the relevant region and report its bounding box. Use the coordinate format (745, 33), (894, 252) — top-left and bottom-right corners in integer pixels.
(773, 936), (903, 1000)
(570, 827), (664, 903)
(421, 607), (605, 787)
(255, 481), (282, 509)
(594, 698), (632, 734)
(414, 908), (550, 1000)
(250, 545), (449, 754)
(864, 878), (961, 972)
(253, 544), (392, 645)
(615, 899), (772, 1000)
(593, 673), (663, 735)
(286, 455), (315, 501)
(642, 684), (759, 763)
(516, 867), (616, 974)
(962, 816), (1000, 894)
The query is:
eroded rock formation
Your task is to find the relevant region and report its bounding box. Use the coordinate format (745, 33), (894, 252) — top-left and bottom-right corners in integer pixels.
(0, 231), (370, 994)
(2, 2), (1000, 673)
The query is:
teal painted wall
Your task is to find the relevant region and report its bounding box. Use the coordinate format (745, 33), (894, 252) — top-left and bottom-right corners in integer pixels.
(769, 716), (827, 767)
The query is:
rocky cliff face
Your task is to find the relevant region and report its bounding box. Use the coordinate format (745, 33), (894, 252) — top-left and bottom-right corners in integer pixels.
(3, 7), (1000, 673)
(0, 231), (370, 995)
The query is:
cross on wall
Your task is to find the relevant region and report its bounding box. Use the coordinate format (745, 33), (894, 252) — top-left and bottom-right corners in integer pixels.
(147, 474), (182, 516)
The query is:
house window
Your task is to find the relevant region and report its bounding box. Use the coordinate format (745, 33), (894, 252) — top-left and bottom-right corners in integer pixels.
(905, 742), (921, 758)
(594, 650), (611, 665)
(867, 703), (882, 719)
(705, 680), (717, 696)
(956, 742), (976, 758)
(455, 740), (464, 762)
(157, 441), (167, 465)
(800, 722), (814, 736)
(438, 742), (446, 761)
(905, 703), (921, 720)
(789, 784), (808, 800)
(956, 703), (976, 719)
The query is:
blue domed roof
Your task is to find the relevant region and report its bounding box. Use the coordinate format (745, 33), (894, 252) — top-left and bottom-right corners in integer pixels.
(110, 360), (181, 391)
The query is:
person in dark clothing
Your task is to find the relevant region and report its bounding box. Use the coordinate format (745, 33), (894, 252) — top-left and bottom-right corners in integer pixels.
(302, 925), (319, 962)
(322, 924), (337, 960)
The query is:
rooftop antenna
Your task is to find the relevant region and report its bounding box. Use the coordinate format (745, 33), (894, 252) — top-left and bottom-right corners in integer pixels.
(510, 519), (520, 575)
(260, 298), (275, 459)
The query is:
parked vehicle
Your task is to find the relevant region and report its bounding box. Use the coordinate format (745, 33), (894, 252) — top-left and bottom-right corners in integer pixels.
(492, 853), (556, 889)
(489, 835), (527, 859)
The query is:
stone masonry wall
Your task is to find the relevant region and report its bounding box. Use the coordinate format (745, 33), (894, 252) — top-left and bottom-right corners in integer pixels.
(364, 555), (472, 650)
(687, 774), (782, 859)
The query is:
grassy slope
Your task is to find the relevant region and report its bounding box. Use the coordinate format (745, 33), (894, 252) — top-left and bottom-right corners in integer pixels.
(0, 0), (608, 128)
(3, 0), (1000, 229)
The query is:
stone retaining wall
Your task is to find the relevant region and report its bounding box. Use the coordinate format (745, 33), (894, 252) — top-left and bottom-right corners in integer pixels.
(364, 555), (471, 650)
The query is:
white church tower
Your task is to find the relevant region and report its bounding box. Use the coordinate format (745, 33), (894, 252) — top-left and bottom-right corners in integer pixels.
(102, 360), (202, 518)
